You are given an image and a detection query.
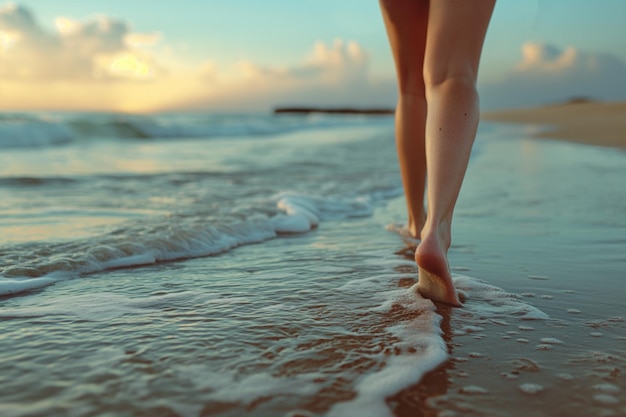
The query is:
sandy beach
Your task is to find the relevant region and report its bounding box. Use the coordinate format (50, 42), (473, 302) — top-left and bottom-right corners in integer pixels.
(482, 100), (626, 149)
(1, 111), (625, 417)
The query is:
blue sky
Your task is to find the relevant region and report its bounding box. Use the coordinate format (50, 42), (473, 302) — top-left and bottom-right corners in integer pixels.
(2, 1), (626, 112)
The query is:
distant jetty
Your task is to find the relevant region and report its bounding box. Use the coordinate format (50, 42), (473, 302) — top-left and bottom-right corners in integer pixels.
(273, 107), (394, 115)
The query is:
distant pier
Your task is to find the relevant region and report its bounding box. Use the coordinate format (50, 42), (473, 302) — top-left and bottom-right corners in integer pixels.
(273, 107), (394, 115)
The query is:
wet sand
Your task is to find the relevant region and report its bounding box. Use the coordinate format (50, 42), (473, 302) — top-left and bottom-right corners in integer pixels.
(380, 120), (626, 416)
(1, 113), (625, 417)
(482, 100), (626, 149)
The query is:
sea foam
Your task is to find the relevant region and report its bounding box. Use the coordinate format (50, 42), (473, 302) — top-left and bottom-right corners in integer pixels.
(0, 291), (196, 321)
(0, 274), (66, 296)
(0, 192), (375, 297)
(329, 272), (549, 417)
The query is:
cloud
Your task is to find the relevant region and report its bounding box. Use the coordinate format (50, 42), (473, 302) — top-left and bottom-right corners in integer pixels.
(0, 4), (395, 112)
(178, 38), (396, 112)
(481, 42), (626, 109)
(0, 3), (161, 81)
(304, 39), (369, 82)
(4, 4), (626, 114)
(223, 39), (369, 84)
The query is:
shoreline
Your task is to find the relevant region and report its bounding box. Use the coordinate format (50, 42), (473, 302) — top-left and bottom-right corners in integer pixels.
(481, 100), (626, 149)
(272, 100), (626, 149)
(273, 106), (393, 115)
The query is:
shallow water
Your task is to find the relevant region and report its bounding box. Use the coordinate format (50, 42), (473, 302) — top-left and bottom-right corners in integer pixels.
(0, 113), (625, 416)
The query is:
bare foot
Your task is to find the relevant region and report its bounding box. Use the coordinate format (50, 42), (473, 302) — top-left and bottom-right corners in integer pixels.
(386, 214), (425, 244)
(407, 224), (421, 240)
(407, 213), (426, 239)
(415, 230), (462, 307)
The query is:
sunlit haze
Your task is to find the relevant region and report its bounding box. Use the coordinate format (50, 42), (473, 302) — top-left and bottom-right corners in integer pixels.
(1, 1), (626, 113)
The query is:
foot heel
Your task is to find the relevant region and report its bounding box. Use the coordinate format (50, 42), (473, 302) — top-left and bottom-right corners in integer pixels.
(417, 266), (463, 307)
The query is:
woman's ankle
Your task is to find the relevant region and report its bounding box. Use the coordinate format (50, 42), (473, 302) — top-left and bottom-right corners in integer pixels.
(419, 218), (451, 251)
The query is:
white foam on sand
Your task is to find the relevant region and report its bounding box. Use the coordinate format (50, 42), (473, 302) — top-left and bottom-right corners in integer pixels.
(159, 263), (445, 417)
(453, 275), (550, 320)
(210, 373), (322, 404)
(330, 284), (446, 417)
(0, 291), (200, 321)
(519, 383), (544, 395)
(31, 261), (551, 417)
(332, 332), (448, 417)
(329, 272), (549, 417)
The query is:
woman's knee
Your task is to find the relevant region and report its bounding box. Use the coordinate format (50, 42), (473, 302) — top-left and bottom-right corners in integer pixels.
(423, 67), (477, 96)
(397, 80), (426, 101)
(423, 64), (476, 88)
(396, 66), (426, 99)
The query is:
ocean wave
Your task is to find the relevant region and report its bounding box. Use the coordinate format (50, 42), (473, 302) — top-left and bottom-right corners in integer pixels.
(0, 112), (392, 149)
(0, 192), (375, 297)
(0, 118), (75, 149)
(0, 176), (79, 187)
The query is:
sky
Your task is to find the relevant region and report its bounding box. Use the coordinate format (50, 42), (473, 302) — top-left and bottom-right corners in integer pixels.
(1, 0), (626, 113)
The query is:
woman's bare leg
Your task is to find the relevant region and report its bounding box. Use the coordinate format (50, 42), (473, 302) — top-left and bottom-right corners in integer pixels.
(416, 0), (495, 306)
(379, 0), (429, 238)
